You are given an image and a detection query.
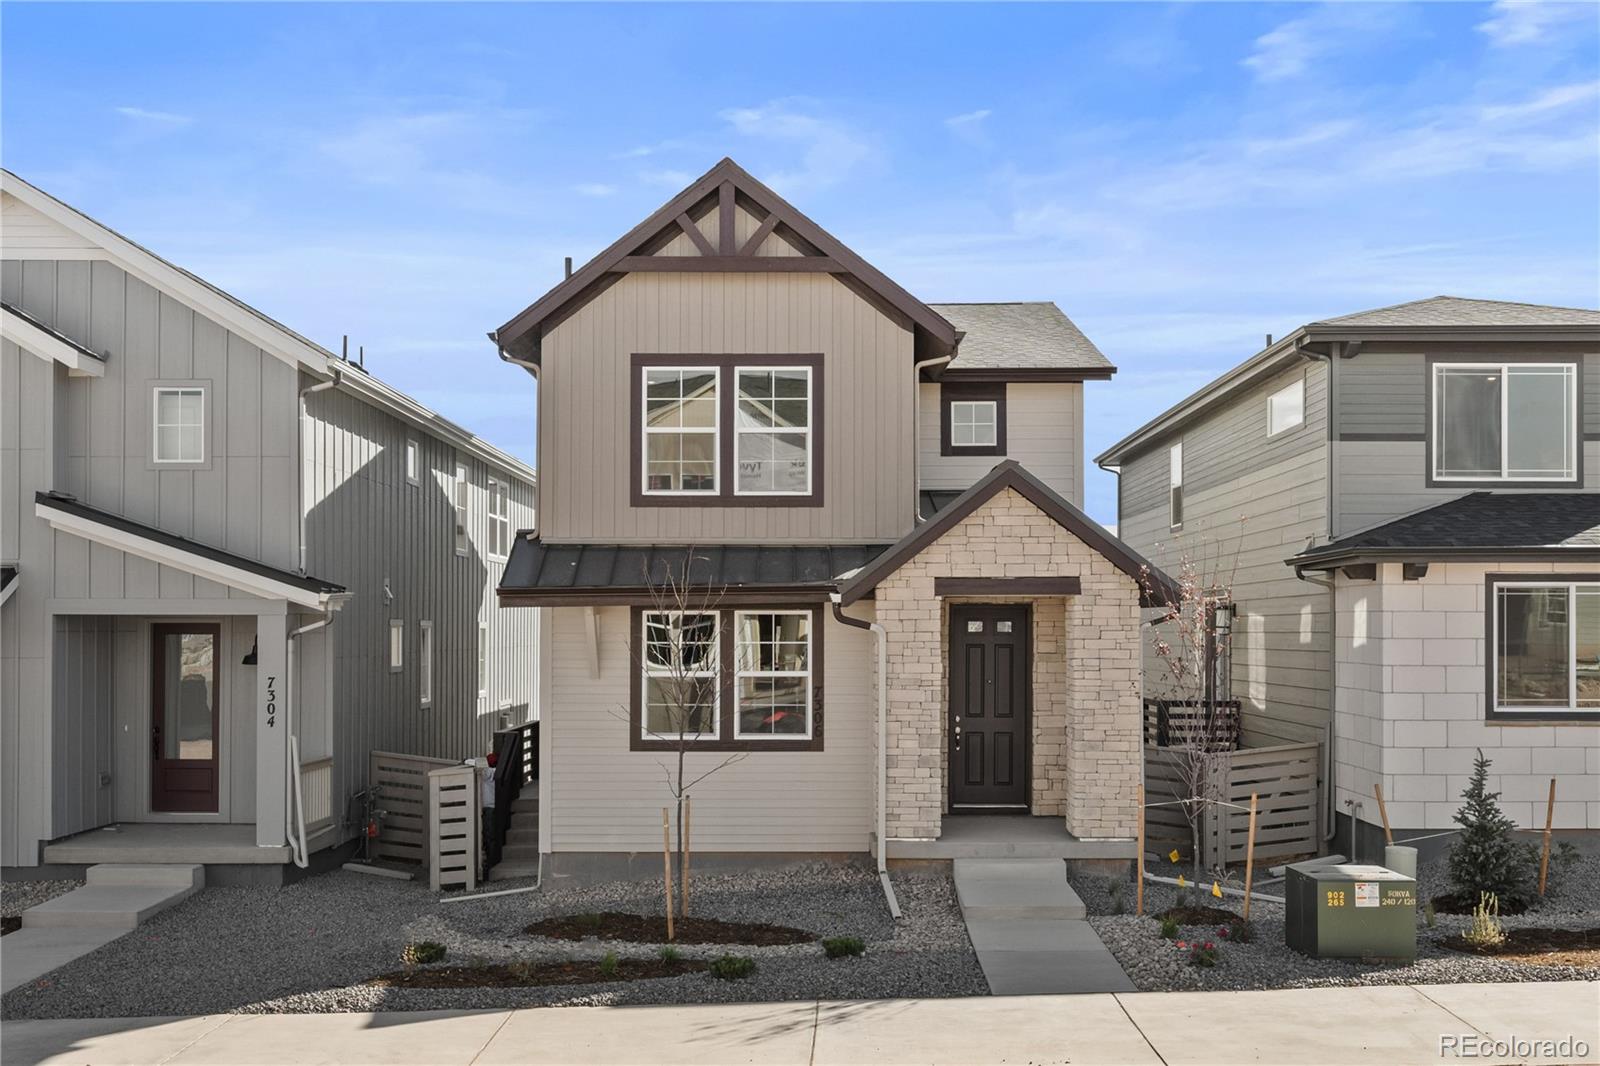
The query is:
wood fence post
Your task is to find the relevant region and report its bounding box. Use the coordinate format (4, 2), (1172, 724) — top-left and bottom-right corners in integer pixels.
(1538, 777), (1556, 896)
(1135, 783), (1145, 917)
(1242, 791), (1259, 921)
(1374, 783), (1393, 845)
(662, 807), (675, 942)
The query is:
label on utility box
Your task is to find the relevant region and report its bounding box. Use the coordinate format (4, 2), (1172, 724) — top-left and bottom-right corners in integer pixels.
(1354, 882), (1379, 908)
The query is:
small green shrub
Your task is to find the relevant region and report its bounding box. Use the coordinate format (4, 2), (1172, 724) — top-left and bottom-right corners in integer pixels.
(1447, 752), (1538, 908)
(1158, 916), (1180, 940)
(1423, 901), (1437, 929)
(401, 941), (446, 966)
(1462, 893), (1506, 949)
(598, 951), (620, 978)
(573, 912), (605, 934)
(709, 954), (756, 981)
(822, 936), (866, 959)
(657, 945), (682, 963)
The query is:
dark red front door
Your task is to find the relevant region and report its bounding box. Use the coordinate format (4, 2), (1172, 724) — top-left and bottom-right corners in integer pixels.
(151, 623), (221, 813)
(948, 605), (1030, 809)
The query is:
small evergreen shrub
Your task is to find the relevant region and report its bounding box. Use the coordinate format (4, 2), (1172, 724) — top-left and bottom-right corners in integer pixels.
(1446, 751), (1537, 908)
(401, 941), (446, 966)
(598, 951), (619, 978)
(1158, 916), (1180, 939)
(709, 955), (756, 981)
(657, 945), (682, 963)
(822, 936), (866, 959)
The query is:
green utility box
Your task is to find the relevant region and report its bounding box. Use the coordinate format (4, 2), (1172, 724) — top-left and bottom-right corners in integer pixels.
(1285, 863), (1417, 960)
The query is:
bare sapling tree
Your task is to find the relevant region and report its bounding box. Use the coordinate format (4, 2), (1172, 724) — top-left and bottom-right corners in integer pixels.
(1141, 529), (1243, 879)
(616, 548), (746, 930)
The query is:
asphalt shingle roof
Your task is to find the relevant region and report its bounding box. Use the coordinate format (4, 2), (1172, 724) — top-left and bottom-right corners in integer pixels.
(930, 302), (1114, 372)
(1294, 493), (1600, 566)
(1318, 296), (1600, 328)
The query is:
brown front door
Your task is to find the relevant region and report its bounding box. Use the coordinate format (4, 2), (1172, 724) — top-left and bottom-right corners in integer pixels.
(151, 623), (221, 813)
(948, 604), (1029, 809)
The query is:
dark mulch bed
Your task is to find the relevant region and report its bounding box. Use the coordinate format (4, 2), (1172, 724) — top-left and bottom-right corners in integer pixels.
(1157, 904), (1240, 925)
(526, 911), (816, 946)
(1440, 926), (1600, 965)
(368, 957), (710, 989)
(1, 917), (19, 937)
(1431, 891), (1531, 916)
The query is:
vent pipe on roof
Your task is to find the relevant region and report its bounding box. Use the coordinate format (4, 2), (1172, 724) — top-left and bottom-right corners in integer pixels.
(359, 345), (365, 370)
(341, 335), (349, 362)
(1266, 334), (1273, 347)
(564, 257), (573, 280)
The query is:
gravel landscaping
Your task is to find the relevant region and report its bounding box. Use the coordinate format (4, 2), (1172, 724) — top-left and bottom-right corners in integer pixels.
(1068, 849), (1600, 992)
(1, 879), (81, 934)
(1, 861), (985, 1018)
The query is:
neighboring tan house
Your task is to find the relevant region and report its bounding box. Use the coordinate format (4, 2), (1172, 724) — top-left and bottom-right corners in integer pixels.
(491, 158), (1174, 883)
(0, 171), (537, 879)
(1097, 296), (1600, 857)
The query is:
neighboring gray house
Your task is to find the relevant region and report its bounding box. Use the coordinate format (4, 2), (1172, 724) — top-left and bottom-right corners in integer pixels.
(490, 158), (1173, 883)
(1098, 296), (1600, 854)
(0, 171), (537, 876)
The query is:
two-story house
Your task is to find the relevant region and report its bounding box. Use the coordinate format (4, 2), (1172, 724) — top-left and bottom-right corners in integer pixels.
(491, 158), (1174, 887)
(1, 171), (538, 879)
(1098, 297), (1600, 858)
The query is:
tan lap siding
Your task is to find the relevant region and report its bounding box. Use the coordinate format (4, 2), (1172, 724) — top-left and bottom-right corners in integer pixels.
(545, 605), (873, 852)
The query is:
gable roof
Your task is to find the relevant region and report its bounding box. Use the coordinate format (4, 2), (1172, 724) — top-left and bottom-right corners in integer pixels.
(930, 302), (1115, 379)
(1, 170), (536, 485)
(492, 158), (959, 363)
(1291, 492), (1600, 570)
(837, 460), (1177, 607)
(1095, 294), (1600, 467)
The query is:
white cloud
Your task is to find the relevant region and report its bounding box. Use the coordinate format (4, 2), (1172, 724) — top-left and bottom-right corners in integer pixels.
(318, 112), (466, 179)
(717, 99), (871, 195)
(573, 182), (618, 197)
(1477, 0), (1595, 46)
(114, 106), (192, 126)
(946, 109), (992, 129)
(1242, 5), (1401, 82)
(640, 168), (694, 189)
(1481, 79), (1600, 122)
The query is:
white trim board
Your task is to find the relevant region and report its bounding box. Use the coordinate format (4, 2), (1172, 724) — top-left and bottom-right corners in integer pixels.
(1, 305), (104, 377)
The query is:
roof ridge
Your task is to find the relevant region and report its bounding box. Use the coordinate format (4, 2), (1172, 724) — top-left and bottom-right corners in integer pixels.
(1320, 294), (1600, 324)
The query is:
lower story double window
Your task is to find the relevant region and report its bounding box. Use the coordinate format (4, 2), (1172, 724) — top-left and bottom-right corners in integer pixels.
(634, 607), (820, 749)
(1491, 578), (1599, 719)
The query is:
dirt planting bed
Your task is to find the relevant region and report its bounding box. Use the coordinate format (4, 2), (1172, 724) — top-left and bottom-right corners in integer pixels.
(526, 911), (816, 946)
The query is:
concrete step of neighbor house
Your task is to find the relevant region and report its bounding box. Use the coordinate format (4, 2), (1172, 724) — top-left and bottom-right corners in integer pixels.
(952, 859), (1087, 921)
(500, 843), (541, 865)
(488, 861), (541, 882)
(23, 864), (205, 930)
(505, 827), (540, 846)
(510, 795), (540, 815)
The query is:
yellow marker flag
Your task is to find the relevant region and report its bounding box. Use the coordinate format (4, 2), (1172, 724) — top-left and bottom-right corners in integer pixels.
(1212, 881), (1223, 899)
(1168, 849), (1181, 864)
(1177, 874), (1187, 888)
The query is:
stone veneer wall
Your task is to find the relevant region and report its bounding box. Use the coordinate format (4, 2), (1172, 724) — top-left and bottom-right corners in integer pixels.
(1333, 561), (1600, 831)
(874, 488), (1143, 840)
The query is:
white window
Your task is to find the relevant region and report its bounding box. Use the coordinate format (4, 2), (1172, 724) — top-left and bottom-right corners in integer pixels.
(1169, 442), (1184, 530)
(641, 611), (719, 739)
(1267, 377), (1305, 436)
(1492, 580), (1599, 717)
(488, 478), (510, 559)
(643, 367), (718, 494)
(405, 437), (420, 485)
(477, 622), (489, 698)
(388, 619), (404, 672)
(1433, 363), (1577, 482)
(735, 366), (812, 494)
(418, 621), (433, 707)
(950, 400), (998, 448)
(152, 387), (205, 463)
(454, 460), (469, 556)
(734, 611), (812, 739)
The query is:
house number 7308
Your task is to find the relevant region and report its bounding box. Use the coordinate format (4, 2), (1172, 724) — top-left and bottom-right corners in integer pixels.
(265, 675), (277, 729)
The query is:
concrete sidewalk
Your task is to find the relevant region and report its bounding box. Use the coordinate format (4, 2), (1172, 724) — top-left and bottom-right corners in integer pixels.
(3, 981), (1595, 1065)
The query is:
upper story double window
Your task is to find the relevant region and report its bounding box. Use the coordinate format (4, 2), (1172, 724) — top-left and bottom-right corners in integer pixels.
(634, 355), (823, 506)
(1432, 361), (1578, 484)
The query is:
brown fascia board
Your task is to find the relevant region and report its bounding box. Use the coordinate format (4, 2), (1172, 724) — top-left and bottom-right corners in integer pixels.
(1290, 546), (1600, 571)
(836, 459), (1178, 607)
(938, 366), (1118, 383)
(496, 585), (839, 607)
(491, 157), (958, 362)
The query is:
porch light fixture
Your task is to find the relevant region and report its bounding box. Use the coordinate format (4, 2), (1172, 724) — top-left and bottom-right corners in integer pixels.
(241, 638), (258, 666)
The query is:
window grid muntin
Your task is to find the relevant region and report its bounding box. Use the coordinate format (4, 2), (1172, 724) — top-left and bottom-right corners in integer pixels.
(734, 366), (813, 496)
(1432, 362), (1577, 482)
(733, 610), (813, 739)
(641, 611), (721, 740)
(949, 400), (998, 448)
(642, 366), (720, 496)
(152, 387), (205, 464)
(1491, 580), (1600, 716)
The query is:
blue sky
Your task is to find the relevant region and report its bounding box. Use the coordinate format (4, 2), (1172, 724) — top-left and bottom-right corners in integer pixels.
(4, 2), (1597, 525)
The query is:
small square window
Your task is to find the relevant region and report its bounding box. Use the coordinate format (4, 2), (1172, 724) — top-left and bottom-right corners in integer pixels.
(153, 387), (205, 463)
(950, 401), (998, 448)
(967, 620), (984, 633)
(997, 620), (1013, 633)
(1268, 378), (1305, 436)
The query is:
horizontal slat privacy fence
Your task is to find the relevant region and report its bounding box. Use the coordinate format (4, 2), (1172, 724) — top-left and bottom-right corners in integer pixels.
(1144, 740), (1321, 869)
(428, 763), (479, 892)
(300, 757), (335, 836)
(370, 750), (456, 869)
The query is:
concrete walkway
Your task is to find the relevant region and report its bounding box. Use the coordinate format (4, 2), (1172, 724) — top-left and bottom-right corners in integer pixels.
(953, 858), (1134, 994)
(3, 981), (1594, 1065)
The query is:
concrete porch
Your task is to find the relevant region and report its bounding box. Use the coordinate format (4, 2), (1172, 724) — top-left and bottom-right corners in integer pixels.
(41, 823), (290, 865)
(886, 815), (1135, 861)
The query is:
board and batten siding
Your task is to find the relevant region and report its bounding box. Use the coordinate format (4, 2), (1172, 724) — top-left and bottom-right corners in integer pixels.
(1332, 350), (1600, 536)
(918, 382), (1084, 507)
(539, 271), (915, 544)
(1117, 360), (1332, 744)
(544, 605), (873, 852)
(302, 382), (538, 820)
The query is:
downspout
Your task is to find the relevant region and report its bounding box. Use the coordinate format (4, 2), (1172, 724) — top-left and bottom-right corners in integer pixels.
(285, 609), (337, 868)
(492, 334), (540, 542)
(1295, 563), (1339, 844)
(297, 368), (342, 575)
(831, 593), (900, 919)
(911, 355), (954, 521)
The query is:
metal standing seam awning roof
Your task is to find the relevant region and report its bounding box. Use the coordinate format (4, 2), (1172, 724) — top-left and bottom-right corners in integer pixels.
(496, 539), (893, 606)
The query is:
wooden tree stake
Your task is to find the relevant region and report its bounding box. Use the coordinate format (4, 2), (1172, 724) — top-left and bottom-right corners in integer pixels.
(1242, 791), (1259, 921)
(1538, 777), (1556, 896)
(662, 807), (675, 941)
(683, 795), (693, 917)
(1135, 783), (1146, 917)
(1373, 783), (1393, 846)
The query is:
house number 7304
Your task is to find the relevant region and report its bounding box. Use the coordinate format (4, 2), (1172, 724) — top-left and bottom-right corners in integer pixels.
(265, 675), (277, 729)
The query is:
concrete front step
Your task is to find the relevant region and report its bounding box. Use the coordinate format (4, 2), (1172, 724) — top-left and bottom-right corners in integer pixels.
(488, 861), (541, 882)
(84, 863), (205, 890)
(510, 796), (539, 815)
(505, 828), (539, 846)
(22, 871), (203, 931)
(952, 859), (1086, 921)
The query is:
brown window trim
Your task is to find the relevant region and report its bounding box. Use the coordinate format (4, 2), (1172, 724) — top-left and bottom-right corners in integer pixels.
(1424, 354), (1585, 490)
(629, 605), (824, 752)
(940, 381), (1006, 457)
(630, 353), (825, 508)
(1483, 571), (1600, 723)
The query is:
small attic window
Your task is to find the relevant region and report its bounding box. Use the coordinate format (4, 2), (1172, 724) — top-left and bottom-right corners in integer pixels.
(940, 382), (1006, 457)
